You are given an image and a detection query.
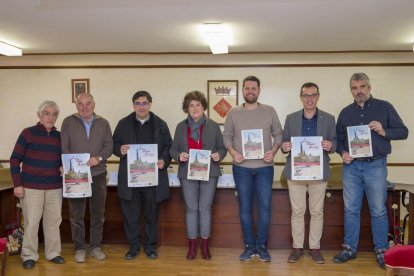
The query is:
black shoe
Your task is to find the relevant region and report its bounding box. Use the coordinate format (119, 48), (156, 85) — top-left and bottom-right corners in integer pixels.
(125, 248), (139, 260)
(49, 256), (65, 264)
(145, 249), (158, 259)
(22, 260), (36, 269)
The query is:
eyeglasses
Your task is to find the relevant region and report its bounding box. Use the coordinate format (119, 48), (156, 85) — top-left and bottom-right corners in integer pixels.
(134, 101), (149, 107)
(301, 93), (319, 99)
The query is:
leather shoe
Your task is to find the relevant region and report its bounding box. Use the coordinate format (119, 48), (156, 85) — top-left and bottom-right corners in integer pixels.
(22, 259), (36, 269)
(145, 249), (158, 259)
(50, 256), (65, 264)
(125, 248), (139, 260)
(287, 248), (304, 263)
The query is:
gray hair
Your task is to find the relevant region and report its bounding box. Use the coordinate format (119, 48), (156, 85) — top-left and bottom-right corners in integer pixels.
(37, 100), (60, 116)
(350, 73), (371, 89)
(76, 93), (94, 104)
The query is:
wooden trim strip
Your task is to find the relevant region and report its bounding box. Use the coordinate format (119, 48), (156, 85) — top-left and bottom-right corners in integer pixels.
(1, 63), (414, 69)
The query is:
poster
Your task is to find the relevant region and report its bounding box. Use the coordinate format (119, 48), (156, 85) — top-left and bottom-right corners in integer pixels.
(62, 153), (92, 198)
(291, 136), (323, 181)
(187, 149), (211, 181)
(127, 144), (158, 187)
(241, 129), (264, 159)
(347, 125), (373, 158)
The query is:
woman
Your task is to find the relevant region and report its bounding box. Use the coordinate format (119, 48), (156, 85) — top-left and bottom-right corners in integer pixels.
(10, 101), (64, 269)
(170, 91), (227, 260)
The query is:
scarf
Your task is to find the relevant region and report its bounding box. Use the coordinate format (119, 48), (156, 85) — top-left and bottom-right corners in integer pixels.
(187, 114), (206, 142)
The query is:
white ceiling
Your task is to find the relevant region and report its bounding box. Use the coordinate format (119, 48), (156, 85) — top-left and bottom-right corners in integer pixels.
(1, 0), (414, 54)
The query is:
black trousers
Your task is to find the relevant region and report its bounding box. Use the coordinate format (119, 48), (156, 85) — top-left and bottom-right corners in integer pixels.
(120, 186), (159, 251)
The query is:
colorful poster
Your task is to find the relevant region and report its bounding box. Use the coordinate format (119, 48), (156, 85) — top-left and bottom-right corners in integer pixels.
(347, 125), (373, 158)
(187, 149), (211, 181)
(291, 136), (323, 181)
(62, 153), (92, 198)
(127, 144), (158, 187)
(241, 129), (264, 159)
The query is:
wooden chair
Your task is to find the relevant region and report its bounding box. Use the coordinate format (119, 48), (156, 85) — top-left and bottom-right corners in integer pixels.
(0, 238), (8, 276)
(384, 245), (414, 276)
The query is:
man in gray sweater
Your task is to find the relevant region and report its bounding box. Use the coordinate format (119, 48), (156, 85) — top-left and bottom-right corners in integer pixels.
(223, 76), (283, 262)
(61, 93), (113, 263)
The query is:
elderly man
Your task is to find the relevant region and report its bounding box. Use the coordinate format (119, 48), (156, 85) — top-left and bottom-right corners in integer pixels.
(223, 75), (283, 262)
(333, 73), (408, 268)
(113, 91), (172, 260)
(61, 93), (113, 263)
(10, 100), (64, 269)
(281, 83), (336, 264)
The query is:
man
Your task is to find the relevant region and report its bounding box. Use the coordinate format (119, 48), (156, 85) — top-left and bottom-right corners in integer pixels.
(113, 91), (172, 260)
(281, 83), (336, 264)
(223, 75), (283, 262)
(333, 73), (408, 268)
(61, 93), (113, 263)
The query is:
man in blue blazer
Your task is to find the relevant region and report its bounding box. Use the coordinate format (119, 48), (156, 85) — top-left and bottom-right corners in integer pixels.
(281, 82), (337, 264)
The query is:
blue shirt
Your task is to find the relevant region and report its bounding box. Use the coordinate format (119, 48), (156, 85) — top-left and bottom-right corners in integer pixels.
(81, 115), (94, 139)
(336, 96), (408, 157)
(301, 110), (318, 136)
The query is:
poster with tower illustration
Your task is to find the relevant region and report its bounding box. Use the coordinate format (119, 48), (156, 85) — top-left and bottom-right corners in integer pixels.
(127, 144), (158, 187)
(187, 149), (211, 181)
(347, 125), (373, 158)
(241, 129), (264, 159)
(62, 153), (92, 198)
(291, 136), (323, 181)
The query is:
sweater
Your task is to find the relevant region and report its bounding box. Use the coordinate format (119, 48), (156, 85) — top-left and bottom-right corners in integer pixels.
(223, 103), (283, 168)
(10, 122), (62, 190)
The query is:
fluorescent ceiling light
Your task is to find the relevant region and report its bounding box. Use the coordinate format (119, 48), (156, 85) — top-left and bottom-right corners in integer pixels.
(200, 23), (230, 54)
(0, 41), (22, 56)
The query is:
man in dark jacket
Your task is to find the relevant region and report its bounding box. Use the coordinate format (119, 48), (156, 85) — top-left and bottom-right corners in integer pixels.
(113, 91), (172, 260)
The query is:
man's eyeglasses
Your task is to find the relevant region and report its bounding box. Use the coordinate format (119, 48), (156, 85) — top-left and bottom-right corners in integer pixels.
(134, 101), (150, 107)
(301, 93), (319, 99)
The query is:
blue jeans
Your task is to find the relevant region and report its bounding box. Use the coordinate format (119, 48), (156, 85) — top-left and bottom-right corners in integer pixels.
(342, 157), (388, 252)
(233, 165), (274, 248)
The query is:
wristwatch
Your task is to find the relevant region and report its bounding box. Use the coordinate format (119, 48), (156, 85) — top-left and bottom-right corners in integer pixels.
(97, 156), (103, 162)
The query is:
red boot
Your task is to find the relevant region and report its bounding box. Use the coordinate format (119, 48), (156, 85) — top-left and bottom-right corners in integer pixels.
(201, 238), (211, 260)
(186, 239), (197, 260)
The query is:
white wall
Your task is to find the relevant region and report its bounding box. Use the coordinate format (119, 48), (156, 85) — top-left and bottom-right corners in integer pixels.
(0, 52), (412, 182)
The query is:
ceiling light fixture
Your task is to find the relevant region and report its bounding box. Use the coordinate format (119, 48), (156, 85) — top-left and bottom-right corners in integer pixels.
(0, 41), (22, 56)
(200, 23), (230, 54)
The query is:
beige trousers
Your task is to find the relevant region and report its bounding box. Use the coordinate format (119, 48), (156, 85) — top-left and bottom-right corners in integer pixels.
(287, 180), (327, 249)
(20, 188), (62, 261)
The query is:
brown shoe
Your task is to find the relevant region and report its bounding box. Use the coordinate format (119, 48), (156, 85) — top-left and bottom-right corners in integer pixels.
(288, 248), (304, 263)
(310, 249), (325, 264)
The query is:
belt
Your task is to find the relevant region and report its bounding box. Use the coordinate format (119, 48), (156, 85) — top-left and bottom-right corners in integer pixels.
(354, 156), (384, 162)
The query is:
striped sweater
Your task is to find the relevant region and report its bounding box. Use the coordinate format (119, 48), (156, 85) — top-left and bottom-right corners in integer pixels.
(10, 122), (62, 190)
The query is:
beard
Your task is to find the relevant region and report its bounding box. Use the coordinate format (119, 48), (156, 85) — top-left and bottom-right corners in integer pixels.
(354, 92), (369, 104)
(243, 93), (258, 104)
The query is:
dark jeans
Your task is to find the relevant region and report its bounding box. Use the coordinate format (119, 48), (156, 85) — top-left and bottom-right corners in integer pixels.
(68, 172), (107, 251)
(232, 165), (274, 248)
(120, 186), (159, 251)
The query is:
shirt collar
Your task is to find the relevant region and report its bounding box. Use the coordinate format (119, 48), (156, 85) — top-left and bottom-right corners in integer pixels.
(81, 115), (94, 125)
(302, 108), (318, 120)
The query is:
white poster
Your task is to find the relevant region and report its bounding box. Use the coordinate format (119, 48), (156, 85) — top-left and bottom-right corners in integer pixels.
(62, 153), (92, 198)
(291, 136), (323, 181)
(127, 144), (158, 187)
